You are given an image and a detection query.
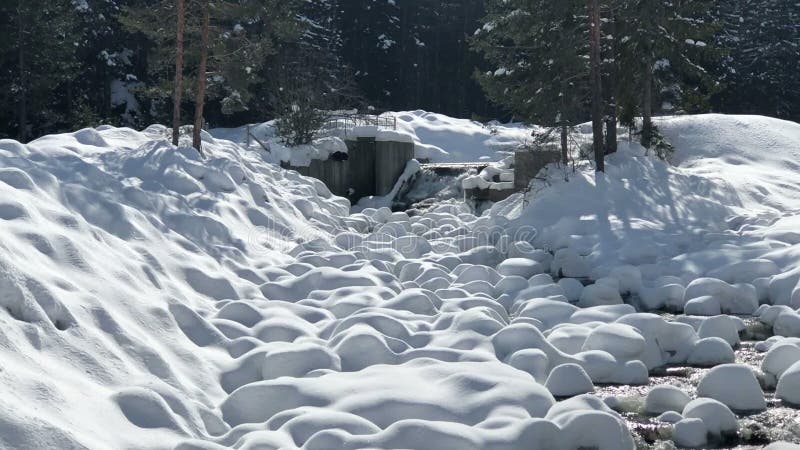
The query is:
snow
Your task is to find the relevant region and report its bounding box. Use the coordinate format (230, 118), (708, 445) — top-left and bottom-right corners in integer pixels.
(696, 364), (767, 411)
(2, 112), (800, 448)
(673, 418), (708, 448)
(762, 342), (800, 385)
(544, 363), (595, 397)
(392, 110), (533, 163)
(682, 398), (739, 437)
(687, 337), (736, 366)
(644, 385), (692, 414)
(776, 360), (800, 405)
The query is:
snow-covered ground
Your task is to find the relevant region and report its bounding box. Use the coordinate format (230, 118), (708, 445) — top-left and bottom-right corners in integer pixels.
(212, 110), (532, 165)
(0, 113), (799, 449)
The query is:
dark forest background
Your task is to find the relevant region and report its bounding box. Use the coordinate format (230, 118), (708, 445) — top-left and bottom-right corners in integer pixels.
(0, 0), (797, 141)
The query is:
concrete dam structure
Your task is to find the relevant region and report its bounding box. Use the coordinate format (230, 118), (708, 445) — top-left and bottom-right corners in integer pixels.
(281, 132), (415, 202)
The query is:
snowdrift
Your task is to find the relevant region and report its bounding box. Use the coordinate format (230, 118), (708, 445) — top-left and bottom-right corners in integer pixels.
(493, 114), (800, 307)
(0, 126), (350, 448)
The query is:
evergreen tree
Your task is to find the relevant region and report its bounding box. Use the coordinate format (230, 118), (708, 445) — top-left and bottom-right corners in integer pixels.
(712, 0), (800, 121)
(472, 0), (588, 163)
(0, 0), (82, 141)
(614, 0), (716, 147)
(121, 0), (300, 150)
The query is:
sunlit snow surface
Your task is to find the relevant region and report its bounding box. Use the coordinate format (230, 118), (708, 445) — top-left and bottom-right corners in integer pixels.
(0, 114), (798, 449)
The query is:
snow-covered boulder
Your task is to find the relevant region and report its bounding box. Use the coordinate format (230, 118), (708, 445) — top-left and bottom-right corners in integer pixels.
(552, 248), (589, 278)
(644, 385), (692, 415)
(687, 337), (735, 367)
(697, 315), (740, 346)
(684, 278), (759, 315)
(673, 418), (707, 448)
(773, 311), (800, 338)
(547, 325), (591, 355)
(660, 322), (700, 364)
(682, 398), (739, 438)
(507, 349), (549, 383)
(696, 364), (766, 412)
(762, 343), (800, 386)
(639, 283), (686, 311)
(581, 323), (646, 361)
(776, 360), (800, 406)
(577, 281), (624, 308)
(545, 363), (594, 397)
(606, 265), (643, 295)
(683, 296), (721, 316)
(546, 395), (634, 450)
(497, 258), (545, 278)
(558, 278), (584, 303)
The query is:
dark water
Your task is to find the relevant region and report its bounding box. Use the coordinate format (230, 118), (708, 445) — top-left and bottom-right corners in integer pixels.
(594, 318), (800, 448)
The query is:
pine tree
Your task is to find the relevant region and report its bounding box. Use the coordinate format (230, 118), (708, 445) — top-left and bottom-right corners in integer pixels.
(0, 0), (81, 141)
(121, 0), (300, 151)
(713, 0), (800, 121)
(614, 0), (716, 147)
(472, 0), (588, 164)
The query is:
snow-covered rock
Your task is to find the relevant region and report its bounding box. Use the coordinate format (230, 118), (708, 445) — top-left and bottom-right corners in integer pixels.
(683, 296), (721, 316)
(578, 281), (624, 307)
(682, 398), (739, 437)
(687, 337), (736, 367)
(673, 418), (707, 448)
(696, 364), (766, 411)
(581, 323), (646, 361)
(773, 311), (800, 338)
(552, 248), (589, 278)
(545, 363), (595, 397)
(684, 278), (759, 315)
(497, 258), (545, 278)
(697, 315), (740, 346)
(644, 385), (692, 415)
(762, 343), (800, 386)
(776, 360), (800, 406)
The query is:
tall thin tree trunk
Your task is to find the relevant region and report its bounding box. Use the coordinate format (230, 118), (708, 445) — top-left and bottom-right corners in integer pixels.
(173, 0), (185, 146)
(193, 2), (210, 156)
(560, 124), (569, 165)
(605, 10), (618, 155)
(17, 0), (28, 143)
(641, 67), (654, 148)
(588, 0), (604, 172)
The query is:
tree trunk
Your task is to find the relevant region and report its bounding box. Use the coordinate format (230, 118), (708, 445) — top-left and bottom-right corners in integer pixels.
(560, 124), (569, 165)
(192, 2), (210, 156)
(641, 67), (654, 148)
(605, 9), (618, 154)
(16, 0), (28, 142)
(588, 0), (604, 172)
(173, 0), (185, 146)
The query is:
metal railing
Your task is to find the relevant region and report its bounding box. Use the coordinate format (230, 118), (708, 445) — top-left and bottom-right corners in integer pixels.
(318, 113), (397, 138)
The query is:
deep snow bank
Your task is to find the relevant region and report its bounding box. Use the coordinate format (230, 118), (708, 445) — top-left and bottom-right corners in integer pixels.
(493, 114), (800, 308)
(0, 126), (349, 448)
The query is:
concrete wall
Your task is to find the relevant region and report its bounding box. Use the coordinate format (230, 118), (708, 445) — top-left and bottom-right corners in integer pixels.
(514, 150), (562, 191)
(375, 140), (415, 196)
(348, 138), (377, 199)
(282, 137), (414, 201)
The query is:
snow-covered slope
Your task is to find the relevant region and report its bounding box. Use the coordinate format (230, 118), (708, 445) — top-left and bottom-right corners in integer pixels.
(393, 110), (533, 163)
(493, 114), (800, 304)
(0, 126), (350, 448)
